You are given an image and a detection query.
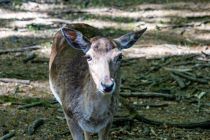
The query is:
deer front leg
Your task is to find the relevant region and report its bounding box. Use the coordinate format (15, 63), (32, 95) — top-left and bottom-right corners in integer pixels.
(98, 121), (112, 140)
(64, 113), (84, 140)
(84, 131), (93, 140)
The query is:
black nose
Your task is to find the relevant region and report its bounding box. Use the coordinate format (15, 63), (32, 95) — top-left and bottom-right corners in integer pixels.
(101, 82), (114, 92)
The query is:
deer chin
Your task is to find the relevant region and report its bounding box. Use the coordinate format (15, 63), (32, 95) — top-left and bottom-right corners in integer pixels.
(97, 82), (116, 95)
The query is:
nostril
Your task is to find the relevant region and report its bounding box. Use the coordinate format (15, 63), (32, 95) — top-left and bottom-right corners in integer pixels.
(101, 82), (114, 92)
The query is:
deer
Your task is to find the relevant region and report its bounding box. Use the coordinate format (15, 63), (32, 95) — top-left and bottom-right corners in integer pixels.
(49, 23), (146, 140)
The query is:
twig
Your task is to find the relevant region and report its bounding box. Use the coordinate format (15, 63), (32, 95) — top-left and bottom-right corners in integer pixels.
(156, 24), (194, 30)
(23, 53), (36, 63)
(147, 60), (172, 73)
(120, 92), (176, 100)
(201, 51), (210, 57)
(119, 97), (210, 129)
(195, 92), (207, 112)
(173, 71), (208, 84)
(18, 102), (44, 109)
(170, 73), (186, 88)
(133, 103), (169, 109)
(192, 63), (210, 69)
(28, 118), (45, 135)
(31, 60), (48, 64)
(173, 61), (197, 66)
(203, 20), (210, 24)
(156, 22), (203, 30)
(61, 9), (85, 14)
(164, 67), (192, 72)
(121, 86), (143, 92)
(0, 130), (15, 140)
(0, 45), (41, 55)
(0, 78), (30, 85)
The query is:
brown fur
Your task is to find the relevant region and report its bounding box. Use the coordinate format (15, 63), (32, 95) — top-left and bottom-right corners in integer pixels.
(91, 38), (116, 53)
(49, 23), (146, 140)
(49, 24), (119, 140)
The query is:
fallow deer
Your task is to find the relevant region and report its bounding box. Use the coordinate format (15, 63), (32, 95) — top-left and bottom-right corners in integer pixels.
(49, 23), (146, 140)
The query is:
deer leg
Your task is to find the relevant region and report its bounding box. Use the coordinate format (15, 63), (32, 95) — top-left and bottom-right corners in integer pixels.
(84, 131), (93, 140)
(98, 122), (112, 140)
(64, 113), (84, 140)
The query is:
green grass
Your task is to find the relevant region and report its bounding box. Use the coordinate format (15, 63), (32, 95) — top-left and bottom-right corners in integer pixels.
(0, 55), (48, 81)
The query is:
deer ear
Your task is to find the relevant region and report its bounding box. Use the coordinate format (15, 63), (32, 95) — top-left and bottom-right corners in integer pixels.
(114, 28), (147, 50)
(61, 27), (90, 53)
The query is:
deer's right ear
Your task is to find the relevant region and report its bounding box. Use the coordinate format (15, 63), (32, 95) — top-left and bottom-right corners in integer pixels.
(61, 27), (90, 53)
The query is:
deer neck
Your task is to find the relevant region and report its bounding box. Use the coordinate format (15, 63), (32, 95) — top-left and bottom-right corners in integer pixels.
(82, 74), (112, 119)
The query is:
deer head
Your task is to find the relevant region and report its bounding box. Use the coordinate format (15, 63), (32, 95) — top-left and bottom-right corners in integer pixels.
(61, 27), (146, 94)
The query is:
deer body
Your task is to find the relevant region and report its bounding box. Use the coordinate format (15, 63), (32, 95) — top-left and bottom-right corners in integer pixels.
(49, 23), (146, 140)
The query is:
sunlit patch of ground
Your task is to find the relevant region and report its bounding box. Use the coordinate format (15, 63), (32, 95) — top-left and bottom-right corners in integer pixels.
(123, 44), (210, 59)
(0, 81), (51, 98)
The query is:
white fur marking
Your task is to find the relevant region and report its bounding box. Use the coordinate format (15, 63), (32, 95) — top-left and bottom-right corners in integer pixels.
(49, 78), (62, 105)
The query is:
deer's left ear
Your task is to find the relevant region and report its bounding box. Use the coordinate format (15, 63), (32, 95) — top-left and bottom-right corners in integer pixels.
(114, 28), (147, 50)
(61, 27), (90, 53)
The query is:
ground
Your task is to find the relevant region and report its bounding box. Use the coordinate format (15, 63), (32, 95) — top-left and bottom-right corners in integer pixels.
(0, 0), (210, 139)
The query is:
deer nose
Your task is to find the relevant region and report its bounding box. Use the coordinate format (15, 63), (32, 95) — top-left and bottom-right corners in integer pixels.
(101, 80), (115, 93)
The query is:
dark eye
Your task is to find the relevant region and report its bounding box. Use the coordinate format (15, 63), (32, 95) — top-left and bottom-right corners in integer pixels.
(84, 55), (92, 61)
(116, 54), (123, 62)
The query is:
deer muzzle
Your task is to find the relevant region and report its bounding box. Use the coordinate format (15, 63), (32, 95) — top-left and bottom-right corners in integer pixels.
(101, 78), (115, 94)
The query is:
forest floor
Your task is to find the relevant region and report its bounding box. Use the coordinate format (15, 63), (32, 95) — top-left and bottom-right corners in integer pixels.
(0, 0), (210, 139)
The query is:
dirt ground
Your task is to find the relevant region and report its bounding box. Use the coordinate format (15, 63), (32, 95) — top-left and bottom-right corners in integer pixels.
(0, 0), (210, 139)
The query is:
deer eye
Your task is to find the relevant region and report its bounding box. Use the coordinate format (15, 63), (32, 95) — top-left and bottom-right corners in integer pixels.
(84, 55), (92, 61)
